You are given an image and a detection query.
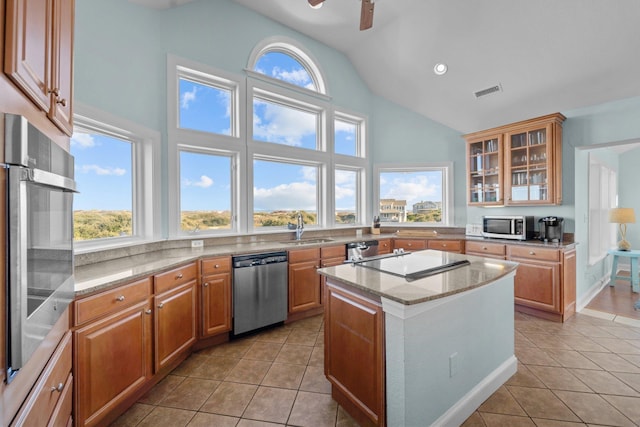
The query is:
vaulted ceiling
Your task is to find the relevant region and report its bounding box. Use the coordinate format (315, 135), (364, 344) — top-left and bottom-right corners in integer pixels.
(129, 0), (640, 133)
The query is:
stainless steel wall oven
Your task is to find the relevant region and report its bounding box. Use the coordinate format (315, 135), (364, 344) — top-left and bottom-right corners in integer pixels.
(4, 114), (76, 383)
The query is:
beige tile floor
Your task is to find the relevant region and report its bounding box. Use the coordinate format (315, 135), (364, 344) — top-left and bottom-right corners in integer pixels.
(111, 311), (640, 427)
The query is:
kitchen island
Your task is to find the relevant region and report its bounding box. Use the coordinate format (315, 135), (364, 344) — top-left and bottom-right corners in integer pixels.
(317, 250), (519, 427)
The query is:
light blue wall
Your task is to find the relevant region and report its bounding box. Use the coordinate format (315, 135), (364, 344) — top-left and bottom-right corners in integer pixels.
(75, 0), (463, 237)
(370, 97), (467, 225)
(619, 146), (640, 250)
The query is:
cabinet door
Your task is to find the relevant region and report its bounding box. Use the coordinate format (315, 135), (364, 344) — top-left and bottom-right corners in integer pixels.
(202, 273), (231, 337)
(325, 282), (384, 427)
(48, 0), (73, 134)
(505, 123), (554, 205)
(4, 0), (53, 112)
(319, 256), (346, 306)
(74, 300), (153, 427)
(378, 239), (392, 254)
(155, 281), (197, 372)
(512, 259), (560, 313)
(288, 260), (321, 313)
(467, 135), (503, 205)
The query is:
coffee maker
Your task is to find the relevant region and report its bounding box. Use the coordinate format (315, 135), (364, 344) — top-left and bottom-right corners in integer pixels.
(538, 216), (564, 242)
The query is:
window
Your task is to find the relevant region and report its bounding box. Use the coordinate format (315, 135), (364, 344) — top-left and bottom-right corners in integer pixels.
(335, 168), (359, 224)
(334, 115), (363, 157)
(375, 163), (453, 225)
(254, 51), (317, 91)
(180, 151), (234, 232)
(589, 156), (617, 264)
(72, 109), (160, 251)
(252, 95), (319, 150)
(253, 159), (319, 228)
(72, 132), (133, 240)
(168, 41), (366, 237)
(179, 78), (232, 135)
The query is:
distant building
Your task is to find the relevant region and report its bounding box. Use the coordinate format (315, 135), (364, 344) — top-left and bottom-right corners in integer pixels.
(412, 200), (441, 214)
(379, 199), (407, 222)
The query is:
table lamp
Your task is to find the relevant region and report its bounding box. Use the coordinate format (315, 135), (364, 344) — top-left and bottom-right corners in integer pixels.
(609, 208), (636, 251)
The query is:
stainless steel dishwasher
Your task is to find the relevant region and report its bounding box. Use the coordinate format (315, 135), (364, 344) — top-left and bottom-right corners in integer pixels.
(232, 251), (288, 335)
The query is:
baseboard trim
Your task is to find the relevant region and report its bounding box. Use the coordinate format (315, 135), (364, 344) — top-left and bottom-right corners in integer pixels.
(577, 272), (612, 312)
(431, 355), (518, 427)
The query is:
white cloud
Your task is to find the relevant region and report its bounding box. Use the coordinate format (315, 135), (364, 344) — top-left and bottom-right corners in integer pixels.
(181, 86), (197, 109)
(253, 100), (316, 147)
(184, 175), (214, 188)
(381, 174), (439, 205)
(254, 181), (316, 211)
(78, 164), (126, 176)
(271, 66), (311, 86)
(71, 133), (96, 149)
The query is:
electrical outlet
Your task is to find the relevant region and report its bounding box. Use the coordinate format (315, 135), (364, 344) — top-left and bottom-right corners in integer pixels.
(191, 240), (204, 248)
(449, 352), (458, 377)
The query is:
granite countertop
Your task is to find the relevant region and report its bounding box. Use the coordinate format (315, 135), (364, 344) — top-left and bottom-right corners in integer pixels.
(74, 231), (569, 297)
(317, 250), (519, 305)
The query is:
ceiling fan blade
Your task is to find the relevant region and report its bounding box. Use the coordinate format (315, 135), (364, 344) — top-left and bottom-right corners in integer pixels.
(308, 0), (325, 6)
(360, 0), (374, 30)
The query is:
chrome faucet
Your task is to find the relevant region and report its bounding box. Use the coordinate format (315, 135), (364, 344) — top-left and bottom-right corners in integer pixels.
(295, 212), (304, 240)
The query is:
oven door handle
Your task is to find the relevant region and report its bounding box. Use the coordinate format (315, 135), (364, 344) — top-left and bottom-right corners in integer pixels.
(24, 168), (78, 193)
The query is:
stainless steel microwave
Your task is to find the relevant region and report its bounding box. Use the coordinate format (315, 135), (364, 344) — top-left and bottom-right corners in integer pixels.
(483, 215), (534, 240)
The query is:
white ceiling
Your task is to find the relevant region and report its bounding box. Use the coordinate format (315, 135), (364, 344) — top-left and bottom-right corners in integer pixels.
(130, 0), (640, 133)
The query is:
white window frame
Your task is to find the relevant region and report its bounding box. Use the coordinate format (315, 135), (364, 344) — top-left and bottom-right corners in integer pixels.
(73, 103), (161, 253)
(334, 111), (366, 158)
(588, 155), (617, 265)
(167, 55), (247, 237)
(374, 162), (454, 226)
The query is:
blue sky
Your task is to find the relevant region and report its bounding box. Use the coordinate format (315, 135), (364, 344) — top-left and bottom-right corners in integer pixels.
(379, 171), (442, 208)
(71, 52), (359, 215)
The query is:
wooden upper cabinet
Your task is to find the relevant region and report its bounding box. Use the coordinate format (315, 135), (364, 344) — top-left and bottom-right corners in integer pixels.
(464, 113), (565, 206)
(4, 0), (74, 135)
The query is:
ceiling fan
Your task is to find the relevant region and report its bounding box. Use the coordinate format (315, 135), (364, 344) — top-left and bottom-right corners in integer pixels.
(308, 0), (375, 31)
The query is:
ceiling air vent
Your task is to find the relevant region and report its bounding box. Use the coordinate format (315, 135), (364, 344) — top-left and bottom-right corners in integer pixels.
(474, 84), (502, 98)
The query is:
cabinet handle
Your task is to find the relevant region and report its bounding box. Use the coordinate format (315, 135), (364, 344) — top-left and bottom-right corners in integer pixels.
(56, 97), (67, 107)
(442, 244), (447, 247)
(175, 273), (183, 279)
(145, 309), (152, 315)
(50, 383), (64, 393)
(215, 264), (220, 268)
(48, 88), (60, 96)
(529, 251), (535, 255)
(482, 246), (488, 250)
(203, 282), (209, 287)
(158, 302), (164, 309)
(116, 295), (125, 302)
(408, 243), (412, 247)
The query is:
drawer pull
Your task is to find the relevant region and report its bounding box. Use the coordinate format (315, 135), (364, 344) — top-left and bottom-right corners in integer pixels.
(176, 273), (184, 279)
(482, 246), (488, 250)
(529, 251), (535, 255)
(408, 243), (412, 246)
(442, 244), (447, 247)
(145, 309), (152, 315)
(215, 264), (220, 268)
(116, 295), (125, 302)
(158, 302), (165, 309)
(51, 383), (64, 393)
(203, 282), (209, 287)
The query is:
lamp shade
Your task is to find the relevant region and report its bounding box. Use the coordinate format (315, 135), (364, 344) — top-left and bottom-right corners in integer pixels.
(609, 208), (636, 224)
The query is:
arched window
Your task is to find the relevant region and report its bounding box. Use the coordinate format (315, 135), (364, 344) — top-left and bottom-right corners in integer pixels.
(248, 38), (327, 94)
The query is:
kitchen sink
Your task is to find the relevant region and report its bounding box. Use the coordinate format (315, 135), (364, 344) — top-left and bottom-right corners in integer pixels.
(280, 238), (334, 245)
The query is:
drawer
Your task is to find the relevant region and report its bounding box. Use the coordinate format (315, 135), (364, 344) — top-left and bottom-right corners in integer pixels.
(74, 277), (152, 326)
(428, 239), (463, 252)
(288, 248), (320, 263)
(393, 239), (426, 251)
(507, 245), (560, 262)
(154, 262), (198, 294)
(201, 256), (231, 275)
(321, 256), (346, 268)
(12, 333), (72, 427)
(321, 245), (345, 259)
(46, 373), (73, 427)
(466, 241), (506, 257)
(378, 239), (392, 254)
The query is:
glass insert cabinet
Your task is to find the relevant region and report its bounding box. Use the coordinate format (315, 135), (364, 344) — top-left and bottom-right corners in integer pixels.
(464, 113), (565, 206)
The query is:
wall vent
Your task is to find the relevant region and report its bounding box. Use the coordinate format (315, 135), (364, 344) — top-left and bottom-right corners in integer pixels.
(474, 84), (502, 98)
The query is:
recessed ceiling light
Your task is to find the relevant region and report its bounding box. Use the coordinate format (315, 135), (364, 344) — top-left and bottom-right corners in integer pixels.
(433, 63), (448, 76)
